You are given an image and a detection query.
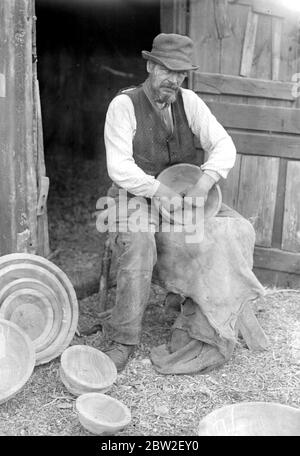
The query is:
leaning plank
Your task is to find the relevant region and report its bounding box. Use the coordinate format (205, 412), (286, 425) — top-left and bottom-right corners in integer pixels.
(237, 302), (269, 351)
(193, 72), (294, 100)
(281, 161), (300, 253)
(206, 101), (300, 135)
(254, 246), (300, 274)
(240, 9), (258, 77)
(271, 17), (282, 81)
(228, 131), (300, 160)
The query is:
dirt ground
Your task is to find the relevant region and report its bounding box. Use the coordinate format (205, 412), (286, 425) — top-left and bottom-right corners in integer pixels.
(0, 155), (299, 436)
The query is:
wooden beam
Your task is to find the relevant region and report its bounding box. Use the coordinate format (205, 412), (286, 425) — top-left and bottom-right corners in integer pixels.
(193, 72), (295, 100)
(228, 131), (300, 160)
(240, 9), (258, 76)
(254, 246), (300, 274)
(271, 158), (287, 249)
(206, 100), (300, 135)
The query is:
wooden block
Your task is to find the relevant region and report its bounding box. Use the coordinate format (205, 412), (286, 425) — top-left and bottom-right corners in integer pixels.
(0, 74), (5, 97)
(240, 9), (258, 76)
(237, 302), (269, 351)
(282, 161), (300, 252)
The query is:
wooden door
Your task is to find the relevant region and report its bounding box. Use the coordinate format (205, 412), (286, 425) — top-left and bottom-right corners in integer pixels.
(161, 0), (300, 286)
(0, 0), (49, 256)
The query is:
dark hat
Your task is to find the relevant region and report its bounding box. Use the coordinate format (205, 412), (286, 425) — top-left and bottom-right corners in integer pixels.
(142, 33), (199, 72)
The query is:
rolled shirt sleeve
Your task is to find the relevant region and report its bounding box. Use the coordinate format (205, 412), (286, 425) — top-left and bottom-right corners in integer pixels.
(104, 94), (160, 197)
(182, 88), (236, 180)
(104, 88), (236, 198)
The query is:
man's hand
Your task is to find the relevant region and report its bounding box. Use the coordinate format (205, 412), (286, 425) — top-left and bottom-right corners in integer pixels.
(153, 182), (183, 213)
(184, 173), (216, 207)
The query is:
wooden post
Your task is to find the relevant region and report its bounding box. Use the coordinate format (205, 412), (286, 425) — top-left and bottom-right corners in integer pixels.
(0, 0), (38, 255)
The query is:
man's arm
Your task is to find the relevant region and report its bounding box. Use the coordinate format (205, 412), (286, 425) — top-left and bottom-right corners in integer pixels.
(104, 94), (182, 208)
(182, 88), (236, 202)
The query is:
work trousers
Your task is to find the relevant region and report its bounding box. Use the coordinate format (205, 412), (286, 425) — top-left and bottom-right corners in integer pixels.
(102, 184), (242, 346)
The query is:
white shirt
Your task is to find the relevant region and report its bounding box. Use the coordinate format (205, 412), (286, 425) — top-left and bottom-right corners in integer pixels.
(104, 87), (236, 198)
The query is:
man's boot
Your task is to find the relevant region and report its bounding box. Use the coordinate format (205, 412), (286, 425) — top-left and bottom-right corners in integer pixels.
(103, 341), (135, 372)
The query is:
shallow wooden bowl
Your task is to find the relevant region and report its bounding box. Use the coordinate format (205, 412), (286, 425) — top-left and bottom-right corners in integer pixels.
(76, 393), (131, 435)
(0, 254), (79, 365)
(197, 402), (300, 436)
(155, 163), (222, 223)
(60, 345), (117, 396)
(0, 318), (35, 404)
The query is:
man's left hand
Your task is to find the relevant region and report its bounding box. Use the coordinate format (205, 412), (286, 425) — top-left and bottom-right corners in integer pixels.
(184, 173), (216, 207)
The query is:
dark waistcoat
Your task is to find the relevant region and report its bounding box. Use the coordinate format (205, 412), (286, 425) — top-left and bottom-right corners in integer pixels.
(123, 86), (202, 177)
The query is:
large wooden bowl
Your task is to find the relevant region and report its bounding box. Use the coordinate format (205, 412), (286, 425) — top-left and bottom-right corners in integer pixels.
(155, 163), (222, 223)
(0, 318), (35, 404)
(197, 402), (300, 436)
(0, 254), (79, 365)
(76, 393), (131, 435)
(60, 345), (117, 396)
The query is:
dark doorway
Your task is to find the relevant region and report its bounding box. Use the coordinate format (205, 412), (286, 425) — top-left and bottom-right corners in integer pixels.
(35, 0), (160, 294)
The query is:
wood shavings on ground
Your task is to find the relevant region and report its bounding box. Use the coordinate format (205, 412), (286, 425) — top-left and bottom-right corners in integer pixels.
(0, 285), (299, 436)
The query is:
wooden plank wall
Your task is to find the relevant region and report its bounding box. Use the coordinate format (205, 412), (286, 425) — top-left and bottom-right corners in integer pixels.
(0, 0), (38, 255)
(187, 0), (300, 285)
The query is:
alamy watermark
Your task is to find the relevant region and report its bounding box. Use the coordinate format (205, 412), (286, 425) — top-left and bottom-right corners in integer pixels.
(292, 73), (300, 98)
(95, 189), (205, 244)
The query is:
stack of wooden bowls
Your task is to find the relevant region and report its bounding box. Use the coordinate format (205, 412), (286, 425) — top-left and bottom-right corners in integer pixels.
(60, 345), (117, 396)
(0, 253), (79, 365)
(0, 319), (35, 404)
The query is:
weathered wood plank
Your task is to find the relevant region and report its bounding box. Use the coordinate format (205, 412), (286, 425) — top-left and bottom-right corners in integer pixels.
(228, 131), (300, 160)
(206, 101), (300, 134)
(228, 0), (292, 18)
(282, 161), (300, 253)
(254, 246), (300, 274)
(214, 0), (231, 39)
(219, 153), (241, 210)
(0, 73), (5, 97)
(251, 11), (272, 80)
(271, 17), (282, 81)
(240, 9), (258, 76)
(189, 0), (221, 73)
(271, 159), (288, 249)
(237, 156), (279, 247)
(193, 72), (295, 100)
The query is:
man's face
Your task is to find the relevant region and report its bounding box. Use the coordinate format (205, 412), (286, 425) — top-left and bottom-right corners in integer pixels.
(147, 62), (187, 104)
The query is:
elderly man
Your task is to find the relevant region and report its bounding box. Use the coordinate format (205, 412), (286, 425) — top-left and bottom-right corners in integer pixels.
(102, 33), (252, 372)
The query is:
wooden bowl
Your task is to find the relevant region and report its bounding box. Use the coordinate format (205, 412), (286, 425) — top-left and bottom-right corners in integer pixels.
(76, 393), (131, 435)
(155, 163), (222, 223)
(0, 318), (35, 404)
(197, 402), (300, 436)
(0, 254), (79, 365)
(60, 345), (117, 396)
